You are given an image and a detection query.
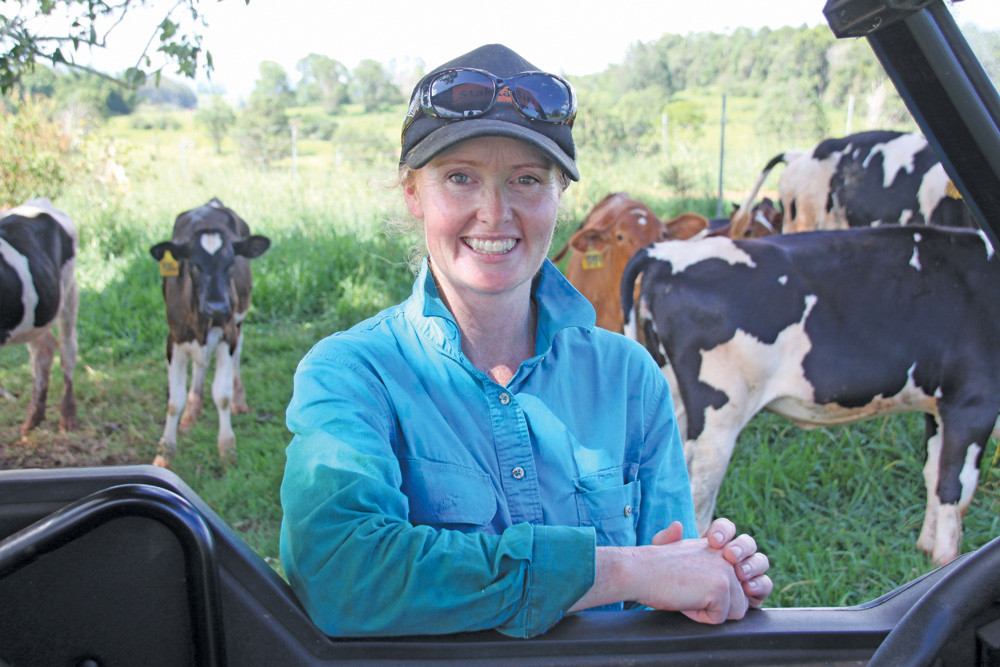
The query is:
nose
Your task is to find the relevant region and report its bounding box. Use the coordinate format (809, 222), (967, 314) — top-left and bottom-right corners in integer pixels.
(476, 183), (512, 226)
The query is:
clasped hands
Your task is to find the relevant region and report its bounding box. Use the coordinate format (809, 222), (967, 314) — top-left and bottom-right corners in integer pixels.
(646, 517), (773, 624)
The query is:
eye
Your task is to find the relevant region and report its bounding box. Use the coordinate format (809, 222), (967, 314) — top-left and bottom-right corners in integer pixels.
(448, 172), (471, 184)
(516, 174), (541, 185)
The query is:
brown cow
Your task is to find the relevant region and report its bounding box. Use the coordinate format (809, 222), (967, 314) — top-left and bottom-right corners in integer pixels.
(551, 193), (669, 332)
(678, 198), (784, 239)
(553, 194), (781, 332)
(149, 198), (270, 468)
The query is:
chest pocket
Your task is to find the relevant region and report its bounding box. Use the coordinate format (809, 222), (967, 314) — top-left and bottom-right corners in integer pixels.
(575, 467), (640, 547)
(401, 458), (497, 530)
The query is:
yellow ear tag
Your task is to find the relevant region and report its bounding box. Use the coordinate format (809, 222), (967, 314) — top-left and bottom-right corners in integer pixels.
(159, 250), (179, 277)
(945, 179), (962, 199)
(582, 249), (604, 270)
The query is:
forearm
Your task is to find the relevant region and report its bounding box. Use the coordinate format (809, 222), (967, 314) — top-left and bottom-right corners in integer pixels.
(568, 546), (643, 612)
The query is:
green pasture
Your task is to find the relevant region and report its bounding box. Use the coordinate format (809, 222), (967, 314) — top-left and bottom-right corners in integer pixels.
(2, 102), (995, 611)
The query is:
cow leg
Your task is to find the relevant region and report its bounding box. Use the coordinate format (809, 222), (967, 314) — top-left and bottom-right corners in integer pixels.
(20, 330), (56, 435)
(916, 415), (942, 555)
(56, 268), (79, 431)
(686, 416), (746, 535)
(179, 342), (209, 432)
(919, 410), (989, 564)
(212, 339), (237, 463)
(230, 327), (249, 415)
(156, 342), (191, 467)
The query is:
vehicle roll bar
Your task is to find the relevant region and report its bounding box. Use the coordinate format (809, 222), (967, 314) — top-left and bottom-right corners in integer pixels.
(0, 483), (226, 666)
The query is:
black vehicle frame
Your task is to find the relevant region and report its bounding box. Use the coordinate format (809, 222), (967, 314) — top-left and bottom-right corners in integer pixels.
(2, 1), (999, 665)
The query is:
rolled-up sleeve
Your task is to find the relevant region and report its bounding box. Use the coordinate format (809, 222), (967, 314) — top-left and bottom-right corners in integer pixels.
(280, 347), (596, 638)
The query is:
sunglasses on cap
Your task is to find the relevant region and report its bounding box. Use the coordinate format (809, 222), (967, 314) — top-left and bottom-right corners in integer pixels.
(402, 67), (577, 141)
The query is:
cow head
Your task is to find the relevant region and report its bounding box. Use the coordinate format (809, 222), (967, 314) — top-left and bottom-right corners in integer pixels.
(567, 196), (667, 264)
(150, 231), (270, 323)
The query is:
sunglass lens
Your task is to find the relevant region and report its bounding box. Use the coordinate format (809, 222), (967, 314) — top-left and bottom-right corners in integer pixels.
(513, 74), (573, 122)
(429, 70), (495, 118)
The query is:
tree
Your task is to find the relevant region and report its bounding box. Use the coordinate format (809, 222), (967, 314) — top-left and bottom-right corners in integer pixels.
(235, 61), (290, 167)
(351, 59), (402, 112)
(0, 0), (248, 94)
(0, 94), (70, 207)
(195, 94), (235, 153)
(295, 53), (349, 113)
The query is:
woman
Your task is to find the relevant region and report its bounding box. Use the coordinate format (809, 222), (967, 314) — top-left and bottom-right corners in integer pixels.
(280, 43), (772, 638)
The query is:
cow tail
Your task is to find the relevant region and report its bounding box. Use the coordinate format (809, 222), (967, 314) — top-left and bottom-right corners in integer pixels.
(731, 152), (789, 238)
(620, 247), (649, 341)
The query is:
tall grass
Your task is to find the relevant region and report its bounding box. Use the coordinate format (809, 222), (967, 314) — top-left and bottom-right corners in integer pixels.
(0, 101), (993, 609)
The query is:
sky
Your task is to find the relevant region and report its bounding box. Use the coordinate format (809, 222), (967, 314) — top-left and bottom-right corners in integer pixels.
(38, 0), (1000, 99)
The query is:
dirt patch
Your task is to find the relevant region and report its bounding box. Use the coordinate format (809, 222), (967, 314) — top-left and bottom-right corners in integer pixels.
(0, 424), (151, 470)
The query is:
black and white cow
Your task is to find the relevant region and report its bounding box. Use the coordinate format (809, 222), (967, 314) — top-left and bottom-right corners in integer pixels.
(621, 226), (999, 565)
(149, 198), (270, 467)
(731, 130), (972, 236)
(0, 198), (78, 435)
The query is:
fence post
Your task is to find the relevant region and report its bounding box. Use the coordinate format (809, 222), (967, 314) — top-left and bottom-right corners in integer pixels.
(662, 112), (669, 157)
(717, 94), (727, 218)
(290, 118), (299, 182)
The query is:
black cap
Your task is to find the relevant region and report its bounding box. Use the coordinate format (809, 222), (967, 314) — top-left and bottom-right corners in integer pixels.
(400, 44), (579, 181)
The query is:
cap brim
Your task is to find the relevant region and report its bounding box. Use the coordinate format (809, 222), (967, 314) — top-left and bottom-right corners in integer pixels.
(402, 119), (580, 182)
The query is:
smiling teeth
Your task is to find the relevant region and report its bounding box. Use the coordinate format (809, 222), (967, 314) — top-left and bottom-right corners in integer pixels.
(465, 238), (516, 254)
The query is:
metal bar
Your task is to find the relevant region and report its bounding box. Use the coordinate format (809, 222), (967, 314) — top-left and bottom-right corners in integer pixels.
(0, 483), (227, 667)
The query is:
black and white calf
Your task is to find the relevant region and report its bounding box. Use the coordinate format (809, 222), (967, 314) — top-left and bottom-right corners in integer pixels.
(731, 130), (972, 235)
(149, 198), (270, 467)
(0, 198), (78, 435)
(621, 226), (999, 564)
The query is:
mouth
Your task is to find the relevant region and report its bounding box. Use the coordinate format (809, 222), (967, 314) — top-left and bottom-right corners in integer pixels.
(463, 237), (518, 255)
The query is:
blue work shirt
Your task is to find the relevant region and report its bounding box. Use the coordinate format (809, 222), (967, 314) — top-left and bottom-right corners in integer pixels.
(280, 258), (696, 638)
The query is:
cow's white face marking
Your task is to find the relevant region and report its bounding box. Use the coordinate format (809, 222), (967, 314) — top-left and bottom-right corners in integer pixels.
(649, 237), (755, 275)
(899, 209), (913, 225)
(778, 275), (788, 285)
(200, 232), (223, 255)
(630, 208), (649, 226)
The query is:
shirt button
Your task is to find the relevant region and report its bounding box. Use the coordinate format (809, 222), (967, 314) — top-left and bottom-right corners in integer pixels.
(624, 505), (633, 517)
(511, 466), (525, 480)
(499, 392), (511, 405)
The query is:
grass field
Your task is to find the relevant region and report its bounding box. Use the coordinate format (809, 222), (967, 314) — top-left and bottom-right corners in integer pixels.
(1, 100), (995, 609)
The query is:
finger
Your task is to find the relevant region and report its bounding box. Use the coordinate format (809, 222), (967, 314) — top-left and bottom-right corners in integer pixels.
(724, 533), (758, 565)
(705, 517), (736, 549)
(734, 552), (770, 582)
(745, 574), (774, 608)
(650, 521), (686, 546)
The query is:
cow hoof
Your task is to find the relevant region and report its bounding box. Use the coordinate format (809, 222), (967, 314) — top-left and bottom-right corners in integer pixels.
(58, 416), (79, 432)
(19, 419), (42, 436)
(152, 454), (171, 469)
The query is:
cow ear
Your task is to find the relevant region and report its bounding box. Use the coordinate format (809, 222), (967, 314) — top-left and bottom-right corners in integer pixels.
(150, 242), (183, 261)
(666, 213), (709, 240)
(234, 235), (271, 259)
(570, 229), (605, 253)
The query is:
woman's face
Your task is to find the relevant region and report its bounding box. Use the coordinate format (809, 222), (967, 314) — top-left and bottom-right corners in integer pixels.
(404, 136), (563, 306)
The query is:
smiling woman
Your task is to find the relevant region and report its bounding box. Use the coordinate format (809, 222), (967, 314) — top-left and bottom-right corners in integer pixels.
(277, 42), (772, 638)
